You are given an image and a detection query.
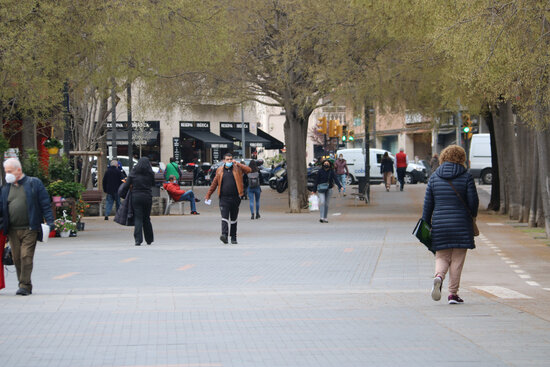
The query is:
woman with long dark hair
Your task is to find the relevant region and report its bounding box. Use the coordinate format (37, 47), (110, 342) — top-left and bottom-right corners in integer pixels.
(128, 157), (155, 246)
(247, 160), (262, 219)
(313, 159), (342, 223)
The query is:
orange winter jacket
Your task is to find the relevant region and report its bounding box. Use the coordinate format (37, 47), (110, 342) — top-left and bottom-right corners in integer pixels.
(163, 182), (186, 201)
(205, 162), (251, 199)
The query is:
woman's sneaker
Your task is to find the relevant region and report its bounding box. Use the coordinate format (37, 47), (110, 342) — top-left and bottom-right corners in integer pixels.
(448, 294), (464, 304)
(431, 276), (442, 301)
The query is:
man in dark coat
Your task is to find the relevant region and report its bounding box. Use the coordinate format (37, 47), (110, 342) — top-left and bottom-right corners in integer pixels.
(0, 158), (54, 296)
(103, 160), (124, 220)
(422, 145), (478, 304)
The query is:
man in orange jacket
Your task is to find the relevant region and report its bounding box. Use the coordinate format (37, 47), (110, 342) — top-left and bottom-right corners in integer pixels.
(163, 175), (200, 214)
(205, 153), (251, 244)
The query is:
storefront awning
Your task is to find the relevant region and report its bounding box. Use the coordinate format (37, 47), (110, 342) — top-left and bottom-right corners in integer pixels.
(106, 130), (159, 145)
(221, 130), (270, 148)
(257, 129), (284, 150)
(181, 130), (233, 149)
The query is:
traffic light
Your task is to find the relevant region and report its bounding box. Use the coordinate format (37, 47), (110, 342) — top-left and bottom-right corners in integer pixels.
(328, 119), (339, 138)
(340, 125), (347, 141)
(317, 116), (327, 134)
(462, 114), (473, 139)
(348, 131), (355, 141)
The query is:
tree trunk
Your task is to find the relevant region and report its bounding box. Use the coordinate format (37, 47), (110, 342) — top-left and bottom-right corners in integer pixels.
(528, 137), (539, 227)
(492, 105), (508, 214)
(535, 129), (550, 238)
(484, 105), (500, 211)
(284, 109), (310, 212)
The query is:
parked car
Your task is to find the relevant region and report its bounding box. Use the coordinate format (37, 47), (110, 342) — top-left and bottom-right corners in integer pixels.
(91, 156), (159, 187)
(469, 133), (492, 185)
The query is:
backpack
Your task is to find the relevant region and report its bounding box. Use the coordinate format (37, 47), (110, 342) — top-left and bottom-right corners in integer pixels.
(248, 172), (260, 188)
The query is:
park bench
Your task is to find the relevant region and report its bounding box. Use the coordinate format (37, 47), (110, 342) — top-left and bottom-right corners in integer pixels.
(81, 189), (104, 216)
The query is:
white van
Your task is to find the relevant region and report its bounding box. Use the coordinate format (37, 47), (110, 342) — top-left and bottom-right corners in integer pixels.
(337, 148), (428, 185)
(469, 133), (492, 184)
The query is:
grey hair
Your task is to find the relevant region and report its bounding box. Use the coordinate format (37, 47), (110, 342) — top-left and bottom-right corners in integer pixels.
(399, 148), (404, 152)
(110, 160), (118, 167)
(3, 158), (22, 170)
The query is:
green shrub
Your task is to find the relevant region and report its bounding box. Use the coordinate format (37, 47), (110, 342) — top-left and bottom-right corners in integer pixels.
(21, 149), (49, 184)
(49, 156), (77, 182)
(47, 180), (85, 198)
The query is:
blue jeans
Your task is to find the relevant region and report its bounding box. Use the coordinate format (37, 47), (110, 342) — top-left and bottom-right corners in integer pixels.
(105, 193), (120, 216)
(247, 186), (261, 214)
(318, 189), (332, 220)
(338, 174), (347, 193)
(178, 191), (197, 212)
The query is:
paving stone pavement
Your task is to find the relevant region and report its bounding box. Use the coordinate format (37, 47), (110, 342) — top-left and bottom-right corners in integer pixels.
(1, 183), (549, 366)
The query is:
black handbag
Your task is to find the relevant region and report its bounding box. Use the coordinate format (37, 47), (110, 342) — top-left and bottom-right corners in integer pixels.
(3, 245), (14, 266)
(413, 218), (434, 254)
(114, 189), (135, 226)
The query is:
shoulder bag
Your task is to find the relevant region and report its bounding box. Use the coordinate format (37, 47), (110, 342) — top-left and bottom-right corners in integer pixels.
(445, 179), (480, 236)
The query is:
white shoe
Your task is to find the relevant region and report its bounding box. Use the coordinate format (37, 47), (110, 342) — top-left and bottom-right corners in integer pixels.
(431, 276), (442, 301)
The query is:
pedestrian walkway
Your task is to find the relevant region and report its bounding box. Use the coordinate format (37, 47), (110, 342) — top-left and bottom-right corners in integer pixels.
(0, 184), (549, 366)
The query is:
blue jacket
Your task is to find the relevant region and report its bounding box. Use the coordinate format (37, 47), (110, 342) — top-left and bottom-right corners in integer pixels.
(0, 176), (55, 233)
(422, 162), (479, 251)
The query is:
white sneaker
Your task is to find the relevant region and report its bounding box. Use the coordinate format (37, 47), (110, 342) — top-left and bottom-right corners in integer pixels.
(431, 276), (442, 301)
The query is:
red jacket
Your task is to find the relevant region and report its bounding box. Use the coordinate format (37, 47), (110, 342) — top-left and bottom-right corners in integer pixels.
(396, 152), (408, 168)
(163, 182), (186, 201)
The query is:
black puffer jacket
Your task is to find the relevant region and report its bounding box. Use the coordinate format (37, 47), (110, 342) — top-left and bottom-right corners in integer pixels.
(422, 162), (479, 251)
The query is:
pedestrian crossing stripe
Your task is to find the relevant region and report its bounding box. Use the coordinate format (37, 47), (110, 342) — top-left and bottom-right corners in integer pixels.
(472, 286), (532, 299)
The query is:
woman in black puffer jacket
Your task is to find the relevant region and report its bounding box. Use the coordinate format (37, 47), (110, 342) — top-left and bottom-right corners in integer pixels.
(422, 145), (478, 304)
(129, 157), (155, 246)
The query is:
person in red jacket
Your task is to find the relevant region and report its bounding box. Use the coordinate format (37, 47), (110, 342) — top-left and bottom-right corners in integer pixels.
(163, 175), (200, 214)
(395, 148), (409, 191)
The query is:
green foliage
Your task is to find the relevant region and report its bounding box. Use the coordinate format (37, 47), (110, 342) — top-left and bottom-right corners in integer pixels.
(0, 134), (9, 155)
(21, 149), (49, 184)
(49, 156), (77, 182)
(54, 218), (77, 232)
(265, 154), (285, 166)
(47, 180), (85, 199)
(43, 139), (63, 149)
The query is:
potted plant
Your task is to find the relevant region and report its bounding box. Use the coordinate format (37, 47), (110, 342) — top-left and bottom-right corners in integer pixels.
(47, 180), (85, 199)
(43, 138), (63, 155)
(75, 199), (89, 230)
(54, 218), (77, 238)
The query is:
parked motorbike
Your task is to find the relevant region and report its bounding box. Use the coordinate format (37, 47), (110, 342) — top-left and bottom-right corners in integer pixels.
(275, 168), (287, 193)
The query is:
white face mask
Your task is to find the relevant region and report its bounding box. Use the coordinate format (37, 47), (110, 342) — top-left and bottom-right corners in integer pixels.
(5, 173), (16, 184)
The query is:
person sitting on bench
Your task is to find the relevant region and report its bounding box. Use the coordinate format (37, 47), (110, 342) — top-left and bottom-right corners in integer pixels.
(163, 175), (200, 215)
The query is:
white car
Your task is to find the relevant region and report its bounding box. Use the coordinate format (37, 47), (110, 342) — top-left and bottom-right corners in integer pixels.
(91, 156), (159, 186)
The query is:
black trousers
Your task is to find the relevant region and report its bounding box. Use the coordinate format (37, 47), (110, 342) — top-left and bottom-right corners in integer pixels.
(220, 196), (241, 238)
(132, 193), (154, 244)
(397, 167), (406, 190)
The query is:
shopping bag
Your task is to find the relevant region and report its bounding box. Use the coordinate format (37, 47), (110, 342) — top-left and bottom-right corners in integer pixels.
(40, 224), (50, 243)
(309, 194), (319, 211)
(412, 218), (434, 254)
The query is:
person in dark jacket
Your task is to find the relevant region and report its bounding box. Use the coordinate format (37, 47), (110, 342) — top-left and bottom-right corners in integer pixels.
(313, 159), (342, 223)
(0, 158), (54, 296)
(422, 145), (479, 304)
(247, 160), (262, 219)
(103, 160), (124, 220)
(380, 152), (394, 191)
(127, 157), (155, 246)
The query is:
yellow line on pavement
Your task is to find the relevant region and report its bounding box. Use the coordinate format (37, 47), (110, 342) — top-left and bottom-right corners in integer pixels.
(120, 257), (139, 263)
(53, 272), (80, 280)
(178, 264), (196, 271)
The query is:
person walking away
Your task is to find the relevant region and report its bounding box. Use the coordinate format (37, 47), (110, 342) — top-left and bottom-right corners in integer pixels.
(205, 153), (251, 244)
(247, 160), (262, 219)
(422, 145), (479, 304)
(165, 157), (181, 182)
(128, 157), (155, 246)
(380, 152), (394, 191)
(313, 160), (342, 223)
(430, 153), (440, 176)
(103, 160), (124, 220)
(334, 154), (349, 196)
(395, 148), (408, 191)
(0, 158), (54, 296)
(163, 175), (200, 214)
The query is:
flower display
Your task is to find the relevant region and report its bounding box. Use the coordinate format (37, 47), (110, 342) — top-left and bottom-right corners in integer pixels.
(54, 218), (77, 233)
(43, 139), (63, 149)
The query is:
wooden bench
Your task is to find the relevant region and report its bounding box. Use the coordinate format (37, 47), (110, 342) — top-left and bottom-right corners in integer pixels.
(81, 189), (104, 216)
(160, 187), (186, 215)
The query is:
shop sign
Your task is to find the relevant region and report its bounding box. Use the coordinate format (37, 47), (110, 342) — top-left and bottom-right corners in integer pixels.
(250, 143), (263, 147)
(211, 143), (228, 148)
(173, 138), (180, 161)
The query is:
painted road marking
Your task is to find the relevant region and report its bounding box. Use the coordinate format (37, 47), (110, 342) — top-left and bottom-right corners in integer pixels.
(332, 213), (342, 216)
(301, 261), (314, 267)
(544, 288), (550, 291)
(344, 248), (354, 253)
(505, 260), (515, 264)
(178, 264), (196, 271)
(246, 276), (263, 283)
(120, 257), (138, 263)
(519, 274), (532, 279)
(53, 272), (80, 280)
(514, 269), (525, 274)
(526, 281), (540, 286)
(472, 286), (532, 299)
(54, 251), (73, 256)
(487, 223), (504, 226)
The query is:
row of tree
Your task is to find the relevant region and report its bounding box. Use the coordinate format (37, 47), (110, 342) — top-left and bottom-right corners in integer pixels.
(0, 0), (548, 235)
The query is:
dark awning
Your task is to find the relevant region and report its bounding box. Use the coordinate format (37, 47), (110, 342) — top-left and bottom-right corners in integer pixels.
(181, 130), (233, 149)
(221, 130), (270, 148)
(257, 129), (284, 150)
(106, 130), (158, 145)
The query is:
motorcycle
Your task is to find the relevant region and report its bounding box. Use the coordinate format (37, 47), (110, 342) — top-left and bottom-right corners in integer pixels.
(269, 168), (288, 193)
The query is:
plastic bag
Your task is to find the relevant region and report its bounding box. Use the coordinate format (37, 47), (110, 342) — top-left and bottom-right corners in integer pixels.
(309, 194), (319, 211)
